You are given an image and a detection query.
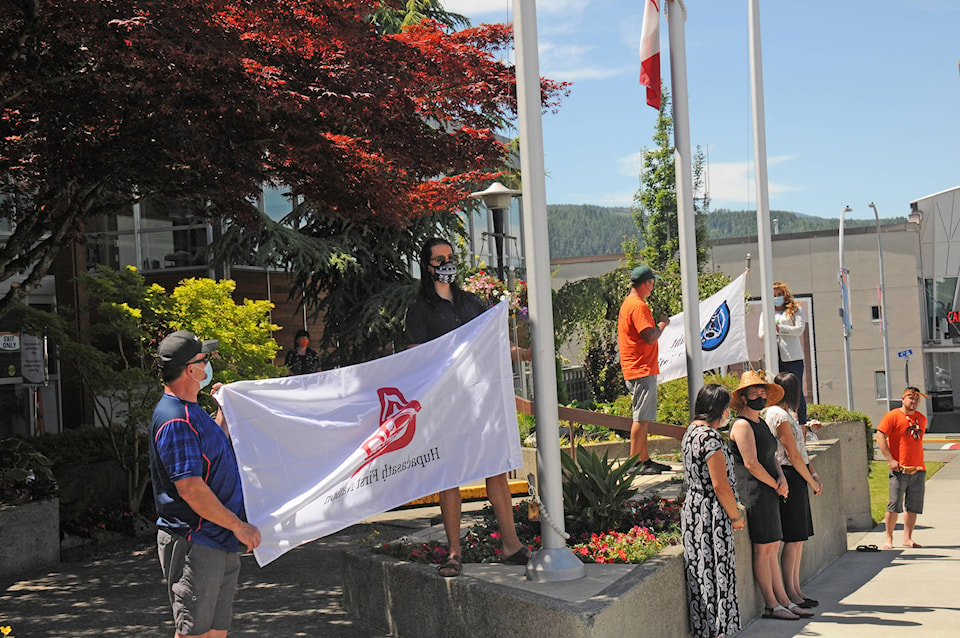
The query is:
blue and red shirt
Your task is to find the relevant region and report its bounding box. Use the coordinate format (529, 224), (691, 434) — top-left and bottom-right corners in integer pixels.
(149, 393), (245, 552)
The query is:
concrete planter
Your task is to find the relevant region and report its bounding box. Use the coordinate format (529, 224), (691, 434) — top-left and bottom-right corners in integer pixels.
(0, 497), (60, 578)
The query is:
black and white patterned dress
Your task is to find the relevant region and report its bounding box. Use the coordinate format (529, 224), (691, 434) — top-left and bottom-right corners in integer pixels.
(681, 422), (741, 638)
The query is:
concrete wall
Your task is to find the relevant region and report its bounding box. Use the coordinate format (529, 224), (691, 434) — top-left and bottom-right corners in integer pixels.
(0, 498), (60, 578)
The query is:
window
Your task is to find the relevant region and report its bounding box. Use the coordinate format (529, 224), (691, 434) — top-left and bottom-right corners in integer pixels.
(924, 277), (959, 340)
(874, 371), (887, 400)
(871, 306), (881, 322)
(86, 199), (211, 272)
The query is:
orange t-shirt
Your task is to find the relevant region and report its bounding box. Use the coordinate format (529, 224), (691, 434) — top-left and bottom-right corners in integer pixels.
(877, 409), (927, 470)
(617, 293), (659, 380)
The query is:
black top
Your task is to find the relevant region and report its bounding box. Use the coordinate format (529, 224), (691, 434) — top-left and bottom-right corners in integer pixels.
(284, 347), (321, 375)
(404, 288), (487, 344)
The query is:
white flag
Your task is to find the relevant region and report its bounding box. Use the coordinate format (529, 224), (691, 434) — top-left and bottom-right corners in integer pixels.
(216, 301), (522, 566)
(657, 272), (748, 383)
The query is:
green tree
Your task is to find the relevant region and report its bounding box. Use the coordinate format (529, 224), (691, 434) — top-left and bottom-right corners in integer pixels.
(164, 278), (281, 385)
(631, 87), (710, 271)
(68, 267), (281, 513)
(371, 0), (469, 34)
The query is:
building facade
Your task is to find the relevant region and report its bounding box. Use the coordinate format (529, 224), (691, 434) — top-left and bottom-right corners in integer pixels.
(551, 186), (960, 431)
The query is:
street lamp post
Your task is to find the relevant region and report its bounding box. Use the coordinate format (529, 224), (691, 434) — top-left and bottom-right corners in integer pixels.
(868, 203), (892, 412)
(469, 182), (522, 282)
(839, 205), (855, 410)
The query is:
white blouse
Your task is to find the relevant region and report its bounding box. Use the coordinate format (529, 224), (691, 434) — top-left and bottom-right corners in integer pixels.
(764, 405), (809, 466)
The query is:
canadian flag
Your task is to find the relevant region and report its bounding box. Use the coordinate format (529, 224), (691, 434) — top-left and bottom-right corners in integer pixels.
(640, 0), (661, 110)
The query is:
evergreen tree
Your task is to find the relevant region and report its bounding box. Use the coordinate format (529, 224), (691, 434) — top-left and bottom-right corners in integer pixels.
(631, 88), (710, 271)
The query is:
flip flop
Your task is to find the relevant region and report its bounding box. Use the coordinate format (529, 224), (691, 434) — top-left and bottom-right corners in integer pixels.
(762, 605), (799, 621)
(788, 604), (815, 618)
(903, 541), (923, 548)
(856, 544), (880, 552)
(502, 546), (532, 565)
(437, 556), (462, 577)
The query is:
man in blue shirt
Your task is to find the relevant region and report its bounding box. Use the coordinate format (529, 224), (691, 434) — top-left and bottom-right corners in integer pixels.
(149, 330), (260, 638)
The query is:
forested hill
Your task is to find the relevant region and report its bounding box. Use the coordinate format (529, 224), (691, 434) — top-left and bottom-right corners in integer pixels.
(547, 205), (907, 258)
(547, 204), (639, 258)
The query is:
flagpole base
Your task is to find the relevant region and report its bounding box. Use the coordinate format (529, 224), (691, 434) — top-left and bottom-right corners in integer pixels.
(524, 548), (585, 582)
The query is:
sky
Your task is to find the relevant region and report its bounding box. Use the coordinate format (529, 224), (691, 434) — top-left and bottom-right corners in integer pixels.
(445, 0), (960, 221)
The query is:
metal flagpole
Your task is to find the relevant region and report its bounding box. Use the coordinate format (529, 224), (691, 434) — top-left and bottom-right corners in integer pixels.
(748, 0), (778, 381)
(513, 0), (584, 583)
(666, 0), (703, 415)
(839, 205), (855, 409)
(869, 203), (893, 412)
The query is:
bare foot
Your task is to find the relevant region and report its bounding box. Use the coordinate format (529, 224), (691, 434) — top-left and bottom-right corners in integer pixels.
(882, 542), (894, 549)
(903, 540), (922, 548)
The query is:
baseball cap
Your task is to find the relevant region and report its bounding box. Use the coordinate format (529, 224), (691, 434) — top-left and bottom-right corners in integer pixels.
(630, 265), (660, 284)
(157, 330), (219, 368)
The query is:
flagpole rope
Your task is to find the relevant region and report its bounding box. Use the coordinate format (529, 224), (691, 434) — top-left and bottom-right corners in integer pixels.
(527, 473), (570, 540)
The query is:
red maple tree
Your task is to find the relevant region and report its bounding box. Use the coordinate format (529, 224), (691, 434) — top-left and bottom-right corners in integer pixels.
(0, 0), (567, 317)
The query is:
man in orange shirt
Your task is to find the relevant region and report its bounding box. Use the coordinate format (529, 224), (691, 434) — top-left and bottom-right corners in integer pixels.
(618, 266), (671, 475)
(876, 386), (928, 549)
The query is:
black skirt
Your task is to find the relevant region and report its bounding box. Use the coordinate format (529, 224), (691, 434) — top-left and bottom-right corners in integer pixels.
(779, 465), (814, 542)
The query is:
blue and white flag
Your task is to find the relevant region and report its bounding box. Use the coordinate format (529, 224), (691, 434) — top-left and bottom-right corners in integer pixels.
(215, 301), (522, 566)
(657, 272), (748, 383)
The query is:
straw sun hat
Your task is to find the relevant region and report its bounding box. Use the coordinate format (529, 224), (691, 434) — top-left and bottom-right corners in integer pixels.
(730, 369), (785, 411)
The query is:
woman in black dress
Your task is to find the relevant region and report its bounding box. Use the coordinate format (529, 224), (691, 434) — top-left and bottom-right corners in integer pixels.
(729, 370), (811, 621)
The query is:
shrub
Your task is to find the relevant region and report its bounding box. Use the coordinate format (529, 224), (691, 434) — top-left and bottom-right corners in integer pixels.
(560, 445), (641, 537)
(0, 438), (59, 506)
(594, 372), (740, 428)
(32, 426), (121, 467)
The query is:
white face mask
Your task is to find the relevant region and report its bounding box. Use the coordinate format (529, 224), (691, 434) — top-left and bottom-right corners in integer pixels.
(197, 361), (213, 389)
(773, 295), (785, 307)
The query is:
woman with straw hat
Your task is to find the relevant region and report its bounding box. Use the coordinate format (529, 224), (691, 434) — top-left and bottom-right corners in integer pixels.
(729, 370), (812, 621)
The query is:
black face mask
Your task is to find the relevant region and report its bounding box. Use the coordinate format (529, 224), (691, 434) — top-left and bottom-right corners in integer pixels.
(745, 395), (767, 411)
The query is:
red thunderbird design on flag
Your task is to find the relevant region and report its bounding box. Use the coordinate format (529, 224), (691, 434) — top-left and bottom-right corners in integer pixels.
(353, 387), (421, 476)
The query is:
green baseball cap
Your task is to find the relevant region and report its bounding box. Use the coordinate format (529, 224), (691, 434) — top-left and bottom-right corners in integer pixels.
(630, 265), (660, 284)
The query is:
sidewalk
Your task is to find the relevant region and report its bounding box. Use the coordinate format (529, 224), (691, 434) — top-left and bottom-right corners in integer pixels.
(736, 446), (960, 638)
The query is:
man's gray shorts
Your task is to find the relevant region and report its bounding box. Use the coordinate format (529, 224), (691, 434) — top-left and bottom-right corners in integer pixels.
(625, 375), (658, 422)
(887, 469), (925, 514)
(158, 529), (241, 635)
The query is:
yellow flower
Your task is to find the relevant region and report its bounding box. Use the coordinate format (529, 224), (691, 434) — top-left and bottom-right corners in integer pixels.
(1, 626), (12, 636)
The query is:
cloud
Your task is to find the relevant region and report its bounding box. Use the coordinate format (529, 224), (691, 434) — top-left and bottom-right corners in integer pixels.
(538, 41), (630, 82)
(617, 153), (799, 207)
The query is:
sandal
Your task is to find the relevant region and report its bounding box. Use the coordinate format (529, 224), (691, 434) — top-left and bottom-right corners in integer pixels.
(797, 597), (819, 608)
(856, 544), (880, 552)
(437, 556), (462, 578)
(502, 546), (532, 565)
(762, 605), (799, 621)
(788, 604), (815, 618)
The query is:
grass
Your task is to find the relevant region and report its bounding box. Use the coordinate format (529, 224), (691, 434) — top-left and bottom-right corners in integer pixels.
(867, 461), (944, 525)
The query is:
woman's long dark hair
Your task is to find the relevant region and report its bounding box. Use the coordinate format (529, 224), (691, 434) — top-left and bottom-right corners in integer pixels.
(418, 237), (460, 300)
(693, 383), (731, 424)
(774, 372), (802, 412)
